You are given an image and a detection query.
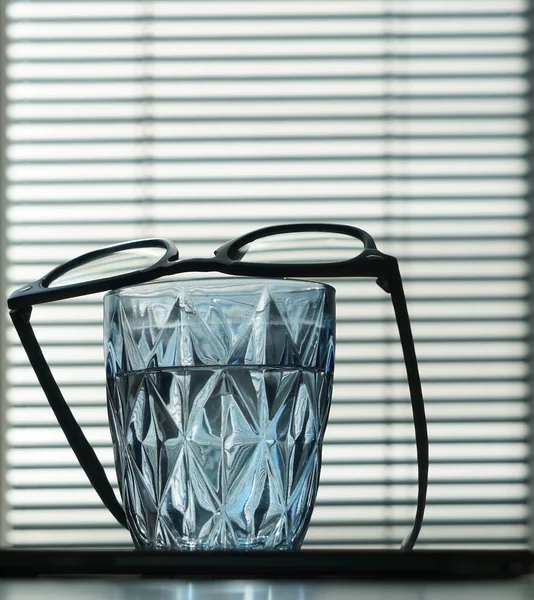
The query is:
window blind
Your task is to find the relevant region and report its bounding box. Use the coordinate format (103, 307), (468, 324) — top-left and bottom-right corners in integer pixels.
(2, 0), (532, 548)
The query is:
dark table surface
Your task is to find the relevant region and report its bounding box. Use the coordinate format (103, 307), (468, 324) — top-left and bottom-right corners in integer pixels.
(2, 578), (534, 600)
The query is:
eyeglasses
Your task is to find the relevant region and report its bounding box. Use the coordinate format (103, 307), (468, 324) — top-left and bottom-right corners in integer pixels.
(8, 222), (428, 551)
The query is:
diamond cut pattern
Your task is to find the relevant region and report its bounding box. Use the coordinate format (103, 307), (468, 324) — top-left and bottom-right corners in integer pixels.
(104, 279), (335, 549)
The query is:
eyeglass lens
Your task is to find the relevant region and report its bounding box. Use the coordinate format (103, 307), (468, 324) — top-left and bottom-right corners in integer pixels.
(235, 231), (365, 263)
(48, 246), (167, 288)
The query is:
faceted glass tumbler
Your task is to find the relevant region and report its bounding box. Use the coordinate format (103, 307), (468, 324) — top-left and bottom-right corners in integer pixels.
(104, 277), (335, 550)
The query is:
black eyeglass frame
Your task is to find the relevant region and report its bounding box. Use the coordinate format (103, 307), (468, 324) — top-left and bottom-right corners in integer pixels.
(8, 223), (428, 551)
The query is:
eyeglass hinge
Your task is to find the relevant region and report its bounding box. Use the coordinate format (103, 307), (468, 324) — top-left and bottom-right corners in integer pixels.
(10, 307), (33, 324)
(376, 278), (391, 294)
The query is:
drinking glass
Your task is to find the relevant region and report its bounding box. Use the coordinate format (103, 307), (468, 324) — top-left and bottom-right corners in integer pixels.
(104, 277), (335, 550)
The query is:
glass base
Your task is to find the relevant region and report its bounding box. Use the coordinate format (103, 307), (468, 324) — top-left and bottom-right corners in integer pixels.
(133, 537), (297, 551)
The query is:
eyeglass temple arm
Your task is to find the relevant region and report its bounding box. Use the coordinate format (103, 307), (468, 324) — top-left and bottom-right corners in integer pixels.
(9, 308), (128, 529)
(378, 266), (429, 551)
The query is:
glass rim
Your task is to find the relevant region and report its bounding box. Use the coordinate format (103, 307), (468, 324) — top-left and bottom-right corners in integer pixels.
(103, 275), (337, 298)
